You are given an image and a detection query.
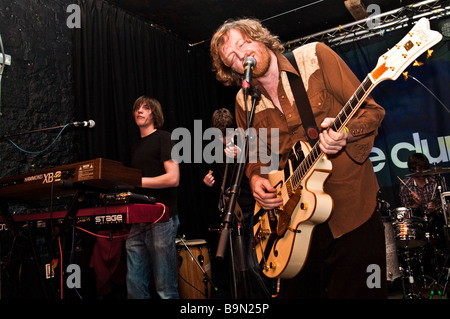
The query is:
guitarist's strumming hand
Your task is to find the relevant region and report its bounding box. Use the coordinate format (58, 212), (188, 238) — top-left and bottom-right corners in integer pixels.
(251, 117), (353, 211)
(251, 174), (284, 210)
(318, 117), (351, 155)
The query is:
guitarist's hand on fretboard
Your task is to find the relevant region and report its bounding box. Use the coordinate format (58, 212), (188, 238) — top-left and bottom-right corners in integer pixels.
(318, 117), (350, 155)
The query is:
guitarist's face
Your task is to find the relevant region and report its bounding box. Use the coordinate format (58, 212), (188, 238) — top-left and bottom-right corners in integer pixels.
(219, 29), (272, 79)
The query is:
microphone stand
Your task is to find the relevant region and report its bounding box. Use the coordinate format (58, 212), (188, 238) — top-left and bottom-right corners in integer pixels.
(215, 86), (260, 298)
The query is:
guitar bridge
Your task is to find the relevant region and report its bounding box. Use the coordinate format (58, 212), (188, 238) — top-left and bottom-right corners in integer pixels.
(253, 224), (270, 247)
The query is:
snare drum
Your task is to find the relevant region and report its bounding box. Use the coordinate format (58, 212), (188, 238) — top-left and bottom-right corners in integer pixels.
(391, 207), (426, 249)
(392, 207), (412, 220)
(176, 239), (212, 299)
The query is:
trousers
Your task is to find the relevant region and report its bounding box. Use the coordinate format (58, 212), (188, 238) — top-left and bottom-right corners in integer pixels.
(280, 210), (387, 299)
(126, 215), (180, 299)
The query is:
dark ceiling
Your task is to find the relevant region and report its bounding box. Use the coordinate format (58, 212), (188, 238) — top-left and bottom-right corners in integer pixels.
(103, 0), (418, 47)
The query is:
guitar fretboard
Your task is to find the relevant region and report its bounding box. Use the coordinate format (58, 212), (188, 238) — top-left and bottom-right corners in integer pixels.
(287, 76), (375, 192)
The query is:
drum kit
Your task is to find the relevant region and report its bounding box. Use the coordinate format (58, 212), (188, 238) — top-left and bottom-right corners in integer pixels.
(384, 166), (450, 299)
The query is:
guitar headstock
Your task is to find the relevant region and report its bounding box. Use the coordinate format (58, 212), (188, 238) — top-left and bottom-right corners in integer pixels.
(369, 18), (442, 84)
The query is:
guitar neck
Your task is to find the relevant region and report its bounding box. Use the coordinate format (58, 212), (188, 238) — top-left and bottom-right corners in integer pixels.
(289, 75), (376, 191)
(329, 76), (375, 133)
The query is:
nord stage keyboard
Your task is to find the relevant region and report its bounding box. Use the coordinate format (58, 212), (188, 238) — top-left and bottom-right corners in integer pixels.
(0, 203), (169, 232)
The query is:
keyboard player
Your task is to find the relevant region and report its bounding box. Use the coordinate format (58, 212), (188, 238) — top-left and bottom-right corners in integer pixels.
(125, 96), (180, 299)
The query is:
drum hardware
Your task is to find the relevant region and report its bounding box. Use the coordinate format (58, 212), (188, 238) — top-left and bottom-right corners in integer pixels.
(441, 264), (450, 298)
(176, 236), (216, 299)
(426, 250), (450, 299)
(415, 249), (437, 291)
(429, 280), (445, 299)
(406, 166), (450, 177)
(395, 233), (449, 298)
(388, 205), (449, 298)
(383, 174), (449, 298)
(429, 191), (450, 298)
(428, 265), (449, 299)
(441, 191), (450, 230)
(397, 247), (440, 299)
(399, 249), (424, 299)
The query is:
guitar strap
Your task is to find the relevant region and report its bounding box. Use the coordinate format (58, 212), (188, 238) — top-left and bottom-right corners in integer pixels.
(283, 51), (320, 146)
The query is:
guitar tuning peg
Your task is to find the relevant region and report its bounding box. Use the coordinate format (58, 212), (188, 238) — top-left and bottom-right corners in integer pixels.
(402, 72), (409, 80)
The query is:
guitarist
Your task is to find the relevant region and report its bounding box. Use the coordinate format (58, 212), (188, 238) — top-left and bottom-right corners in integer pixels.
(210, 18), (387, 298)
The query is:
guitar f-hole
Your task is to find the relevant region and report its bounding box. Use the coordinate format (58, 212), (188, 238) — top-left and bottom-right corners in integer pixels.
(273, 180), (283, 190)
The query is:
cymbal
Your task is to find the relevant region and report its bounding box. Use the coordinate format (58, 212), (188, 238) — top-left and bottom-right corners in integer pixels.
(406, 166), (450, 177)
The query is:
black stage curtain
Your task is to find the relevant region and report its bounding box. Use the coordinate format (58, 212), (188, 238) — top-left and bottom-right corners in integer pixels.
(73, 0), (237, 239)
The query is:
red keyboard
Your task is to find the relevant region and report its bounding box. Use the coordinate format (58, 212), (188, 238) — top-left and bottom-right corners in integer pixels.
(0, 203), (168, 232)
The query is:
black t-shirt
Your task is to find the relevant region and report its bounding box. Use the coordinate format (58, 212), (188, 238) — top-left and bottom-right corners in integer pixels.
(130, 130), (178, 217)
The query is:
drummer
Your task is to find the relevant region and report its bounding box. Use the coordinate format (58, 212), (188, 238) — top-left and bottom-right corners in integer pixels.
(399, 153), (440, 215)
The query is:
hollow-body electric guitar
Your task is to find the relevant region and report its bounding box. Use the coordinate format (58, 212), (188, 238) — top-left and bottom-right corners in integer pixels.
(253, 18), (442, 279)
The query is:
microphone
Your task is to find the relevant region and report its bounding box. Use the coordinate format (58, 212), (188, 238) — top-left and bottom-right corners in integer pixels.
(242, 56), (256, 94)
(70, 120), (95, 128)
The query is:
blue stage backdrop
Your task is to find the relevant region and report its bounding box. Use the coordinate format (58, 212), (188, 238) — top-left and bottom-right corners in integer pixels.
(334, 22), (450, 208)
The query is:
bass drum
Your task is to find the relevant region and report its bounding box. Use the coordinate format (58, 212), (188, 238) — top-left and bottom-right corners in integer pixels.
(176, 239), (212, 299)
